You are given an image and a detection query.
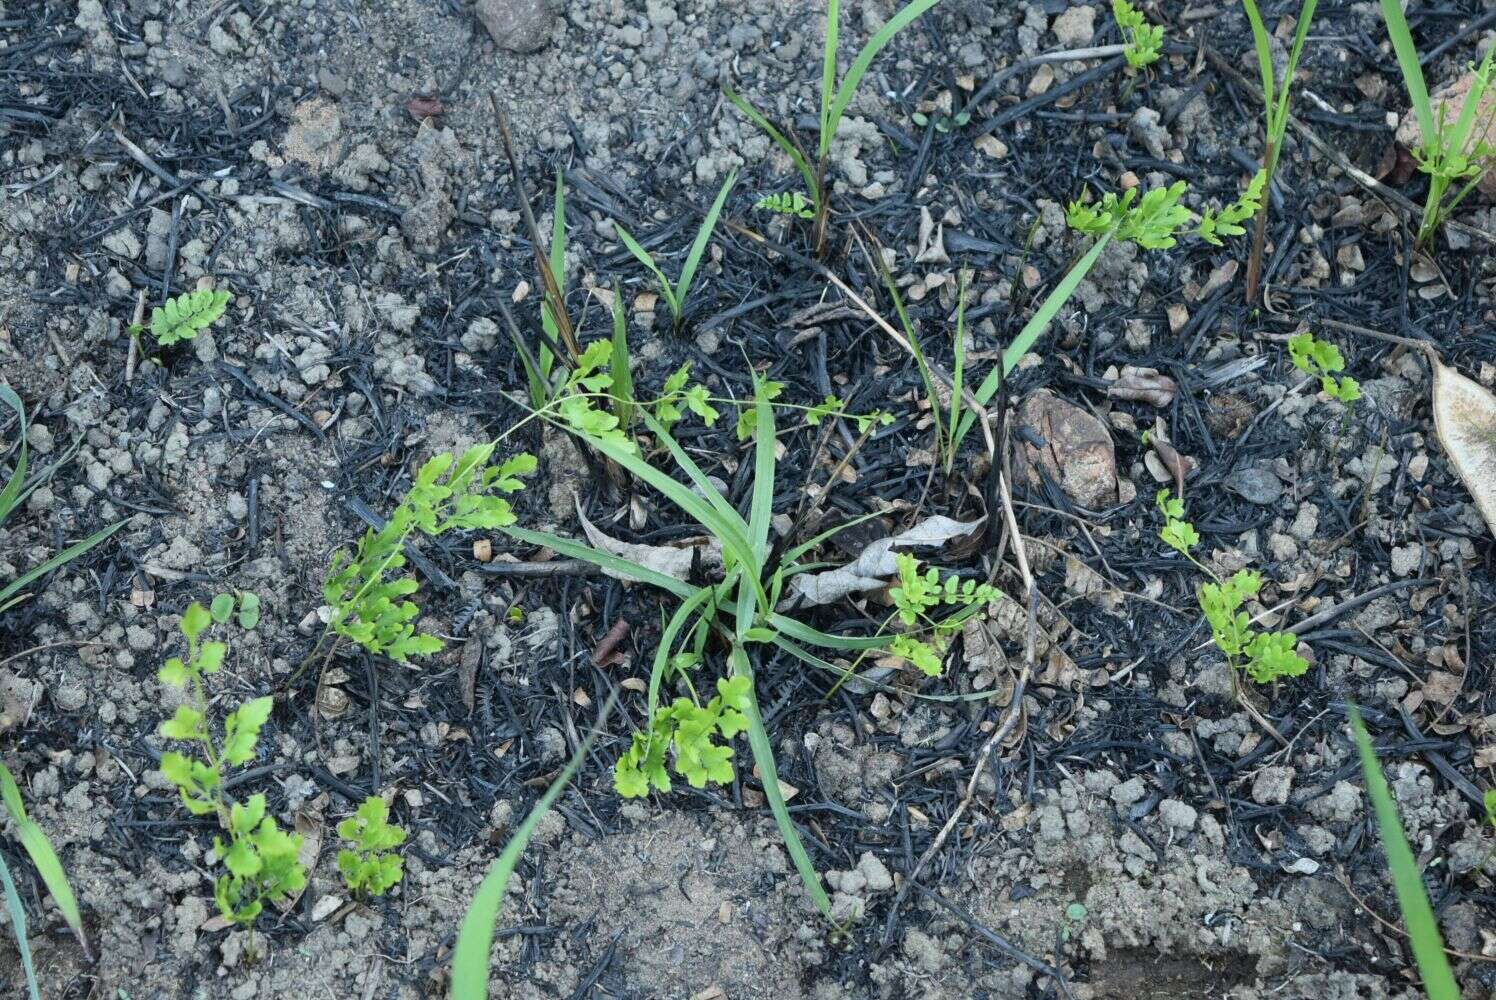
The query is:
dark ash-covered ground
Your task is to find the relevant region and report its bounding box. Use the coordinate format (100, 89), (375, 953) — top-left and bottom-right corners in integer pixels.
(2, 0), (1496, 997)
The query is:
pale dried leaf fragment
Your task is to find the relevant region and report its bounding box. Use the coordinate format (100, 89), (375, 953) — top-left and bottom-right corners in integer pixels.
(1432, 358), (1496, 539)
(576, 499), (723, 583)
(782, 516), (985, 608)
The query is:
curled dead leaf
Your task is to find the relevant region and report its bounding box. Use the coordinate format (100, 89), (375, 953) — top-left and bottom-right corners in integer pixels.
(782, 515), (985, 607)
(1431, 358), (1496, 539)
(1106, 366), (1177, 407)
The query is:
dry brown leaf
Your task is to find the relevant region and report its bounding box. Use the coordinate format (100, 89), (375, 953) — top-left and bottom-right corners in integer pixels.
(1432, 358), (1496, 539)
(782, 516), (984, 607)
(576, 499), (722, 583)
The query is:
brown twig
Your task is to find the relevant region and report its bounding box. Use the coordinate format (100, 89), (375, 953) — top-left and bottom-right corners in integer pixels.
(490, 94), (579, 360)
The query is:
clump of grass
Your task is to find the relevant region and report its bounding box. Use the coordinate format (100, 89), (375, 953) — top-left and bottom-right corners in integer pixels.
(497, 374), (992, 922)
(613, 169), (738, 333)
(1378, 0), (1496, 247)
(1241, 0), (1319, 301)
(726, 0), (945, 257)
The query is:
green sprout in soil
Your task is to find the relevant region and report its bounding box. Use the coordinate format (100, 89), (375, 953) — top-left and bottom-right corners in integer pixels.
(1378, 0), (1496, 247)
(337, 796), (406, 899)
(318, 445), (535, 665)
(1349, 706), (1459, 1000)
(726, 0), (944, 257)
(0, 762), (87, 1000)
(129, 287), (231, 347)
(887, 554), (1000, 676)
(755, 190), (816, 220)
(157, 601), (305, 957)
(613, 169), (737, 334)
(1, 386), (123, 614)
(1156, 489), (1308, 686)
(1241, 0), (1319, 301)
(1112, 0), (1164, 69)
(948, 173), (1262, 460)
(1288, 332), (1361, 406)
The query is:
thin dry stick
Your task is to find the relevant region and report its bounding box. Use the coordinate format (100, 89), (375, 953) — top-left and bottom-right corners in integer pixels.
(1333, 866), (1496, 963)
(903, 469), (1036, 890)
(125, 288), (146, 383)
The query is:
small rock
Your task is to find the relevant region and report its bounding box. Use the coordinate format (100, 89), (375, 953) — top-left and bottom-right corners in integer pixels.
(1110, 776), (1146, 806)
(1051, 4), (1095, 47)
(857, 852), (894, 893)
(1158, 798), (1197, 831)
(1251, 766), (1295, 805)
(1390, 543), (1421, 577)
(1013, 390), (1118, 508)
(1225, 463), (1283, 506)
(475, 0), (555, 53)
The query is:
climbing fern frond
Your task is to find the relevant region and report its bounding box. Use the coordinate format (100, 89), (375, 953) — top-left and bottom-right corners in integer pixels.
(754, 191), (815, 219)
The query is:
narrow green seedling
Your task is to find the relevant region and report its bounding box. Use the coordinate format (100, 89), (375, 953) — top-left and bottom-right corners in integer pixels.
(726, 0), (944, 256)
(337, 796), (406, 898)
(1, 385), (124, 614)
(1241, 0), (1318, 301)
(613, 169), (737, 333)
(1112, 0), (1164, 69)
(1348, 706), (1459, 1000)
(157, 601), (305, 958)
(0, 761), (87, 985)
(1157, 489), (1308, 686)
(129, 287), (231, 347)
(1379, 0), (1496, 246)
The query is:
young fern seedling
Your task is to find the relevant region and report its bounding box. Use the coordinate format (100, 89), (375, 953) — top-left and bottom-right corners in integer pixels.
(1379, 0), (1496, 247)
(755, 191), (816, 219)
(887, 554), (1000, 677)
(157, 602), (306, 955)
(129, 288), (231, 347)
(1241, 0), (1319, 301)
(1112, 0), (1164, 69)
(320, 445), (536, 665)
(1156, 490), (1308, 686)
(613, 169), (737, 333)
(337, 796), (406, 898)
(1288, 332), (1361, 406)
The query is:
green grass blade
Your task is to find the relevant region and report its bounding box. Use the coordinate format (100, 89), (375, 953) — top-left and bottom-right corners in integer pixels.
(948, 273), (966, 472)
(501, 526), (700, 601)
(540, 168), (567, 383)
(723, 85), (820, 207)
(0, 519), (125, 612)
(1240, 0), (1276, 128)
(1446, 43), (1496, 162)
(728, 643), (831, 918)
(646, 587), (717, 727)
(825, 0), (943, 161)
(820, 0), (840, 150)
(953, 231), (1113, 451)
(608, 285), (635, 428)
(1276, 0), (1319, 135)
(635, 410), (751, 541)
(779, 510), (884, 566)
(1348, 706), (1460, 1000)
(0, 385), (30, 526)
(769, 612), (889, 651)
(746, 383), (776, 564)
(676, 169), (737, 316)
(0, 763), (84, 951)
(613, 224), (679, 320)
(1378, 0), (1434, 146)
(0, 852), (40, 1000)
(449, 696), (614, 1000)
(873, 248), (945, 465)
